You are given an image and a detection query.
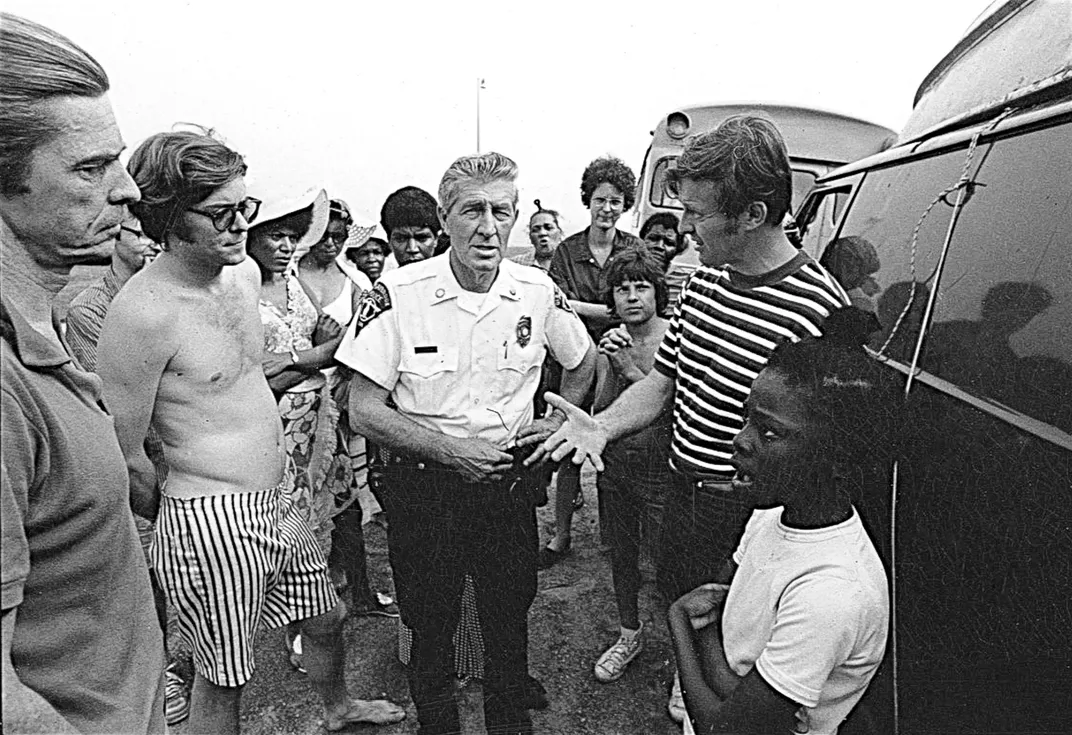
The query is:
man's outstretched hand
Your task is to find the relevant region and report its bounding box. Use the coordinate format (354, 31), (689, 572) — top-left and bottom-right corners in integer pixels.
(520, 392), (608, 472)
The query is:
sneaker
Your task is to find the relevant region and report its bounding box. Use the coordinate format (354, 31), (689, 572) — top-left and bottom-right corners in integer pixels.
(164, 663), (190, 726)
(593, 624), (644, 683)
(668, 670), (686, 723)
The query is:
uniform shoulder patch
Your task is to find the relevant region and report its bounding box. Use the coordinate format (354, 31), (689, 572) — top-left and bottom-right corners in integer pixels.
(355, 282), (392, 331)
(552, 285), (576, 315)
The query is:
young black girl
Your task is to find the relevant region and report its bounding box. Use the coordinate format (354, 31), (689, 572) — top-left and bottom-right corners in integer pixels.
(669, 308), (900, 734)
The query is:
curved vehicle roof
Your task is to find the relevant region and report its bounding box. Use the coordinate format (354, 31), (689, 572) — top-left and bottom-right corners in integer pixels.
(650, 103), (895, 164)
(901, 0), (1072, 142)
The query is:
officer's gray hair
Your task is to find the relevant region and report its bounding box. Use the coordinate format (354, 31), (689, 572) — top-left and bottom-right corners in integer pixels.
(438, 152), (520, 214)
(0, 13), (110, 197)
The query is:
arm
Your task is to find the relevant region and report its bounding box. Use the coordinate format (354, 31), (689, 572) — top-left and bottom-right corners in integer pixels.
(569, 300), (615, 326)
(1, 459), (78, 733)
(2, 609), (78, 733)
(97, 299), (173, 520)
(347, 371), (513, 484)
(669, 564), (799, 733)
(599, 327), (647, 385)
(527, 368), (675, 472)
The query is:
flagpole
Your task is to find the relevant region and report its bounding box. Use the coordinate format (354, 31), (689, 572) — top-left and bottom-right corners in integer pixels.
(476, 77), (482, 152)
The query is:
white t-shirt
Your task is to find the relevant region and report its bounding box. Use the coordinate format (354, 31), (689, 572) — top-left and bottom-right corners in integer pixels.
(722, 507), (889, 734)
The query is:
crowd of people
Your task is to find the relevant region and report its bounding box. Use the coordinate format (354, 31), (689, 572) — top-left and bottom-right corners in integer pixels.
(2, 12), (902, 735)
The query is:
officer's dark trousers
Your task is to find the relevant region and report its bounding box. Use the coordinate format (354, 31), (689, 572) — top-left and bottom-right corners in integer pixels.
(383, 463), (537, 735)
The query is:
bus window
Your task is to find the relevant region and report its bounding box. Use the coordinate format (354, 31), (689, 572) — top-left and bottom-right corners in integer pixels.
(790, 170), (817, 211)
(650, 157), (681, 209)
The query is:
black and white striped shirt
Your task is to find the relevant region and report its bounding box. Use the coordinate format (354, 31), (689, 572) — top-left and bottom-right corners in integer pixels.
(654, 253), (849, 478)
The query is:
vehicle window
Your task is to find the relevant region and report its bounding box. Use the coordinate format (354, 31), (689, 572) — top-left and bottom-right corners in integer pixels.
(649, 156), (681, 209)
(797, 184), (855, 258)
(819, 147), (979, 363)
(920, 122), (1072, 432)
(790, 170), (816, 212)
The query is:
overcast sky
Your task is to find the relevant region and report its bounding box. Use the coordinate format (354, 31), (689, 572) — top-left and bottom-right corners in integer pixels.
(7, 0), (992, 242)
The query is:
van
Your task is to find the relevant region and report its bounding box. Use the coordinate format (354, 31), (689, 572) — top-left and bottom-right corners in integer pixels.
(793, 0), (1071, 731)
(633, 103), (894, 234)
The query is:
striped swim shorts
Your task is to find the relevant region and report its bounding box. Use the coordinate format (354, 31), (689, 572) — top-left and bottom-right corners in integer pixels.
(151, 478), (339, 687)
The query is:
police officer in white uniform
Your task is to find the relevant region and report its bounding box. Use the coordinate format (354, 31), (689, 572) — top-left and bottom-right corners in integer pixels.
(337, 152), (595, 735)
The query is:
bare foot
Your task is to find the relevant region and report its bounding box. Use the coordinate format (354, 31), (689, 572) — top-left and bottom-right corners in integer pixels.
(324, 699), (406, 730)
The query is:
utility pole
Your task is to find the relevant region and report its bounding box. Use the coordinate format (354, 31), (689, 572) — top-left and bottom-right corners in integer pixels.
(476, 78), (485, 152)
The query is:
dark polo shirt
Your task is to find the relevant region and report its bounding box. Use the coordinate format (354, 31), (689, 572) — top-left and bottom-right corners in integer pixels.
(1, 294), (165, 733)
(548, 226), (643, 342)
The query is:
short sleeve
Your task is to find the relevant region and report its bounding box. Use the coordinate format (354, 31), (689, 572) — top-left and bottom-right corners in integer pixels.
(1, 390), (38, 611)
(654, 268), (694, 377)
(754, 576), (861, 708)
(547, 247), (574, 297)
(544, 286), (591, 371)
(333, 282), (401, 391)
(731, 510), (764, 566)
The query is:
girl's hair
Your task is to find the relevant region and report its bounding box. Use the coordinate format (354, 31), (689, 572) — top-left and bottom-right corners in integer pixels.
(766, 308), (904, 468)
(580, 156), (637, 211)
(602, 246), (669, 315)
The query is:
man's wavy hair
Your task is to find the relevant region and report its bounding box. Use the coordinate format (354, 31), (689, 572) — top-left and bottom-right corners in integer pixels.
(126, 127), (247, 245)
(602, 246), (668, 316)
(580, 156), (636, 211)
(0, 13), (110, 197)
(438, 152), (519, 215)
(665, 114), (792, 226)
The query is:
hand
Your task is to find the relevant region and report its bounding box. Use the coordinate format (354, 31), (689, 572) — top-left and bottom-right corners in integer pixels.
(598, 325), (632, 355)
(523, 393), (607, 472)
(263, 351), (293, 378)
(442, 436), (516, 484)
(672, 583), (731, 630)
(313, 314), (342, 345)
(514, 413), (566, 449)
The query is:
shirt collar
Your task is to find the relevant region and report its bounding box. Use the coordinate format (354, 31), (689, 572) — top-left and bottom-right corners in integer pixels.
(429, 253), (522, 305)
(0, 292), (72, 368)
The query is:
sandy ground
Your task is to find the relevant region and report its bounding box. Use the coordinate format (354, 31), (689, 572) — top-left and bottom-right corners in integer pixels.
(171, 468), (684, 735)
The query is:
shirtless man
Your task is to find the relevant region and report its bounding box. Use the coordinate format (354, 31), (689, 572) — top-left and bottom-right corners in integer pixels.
(97, 130), (404, 735)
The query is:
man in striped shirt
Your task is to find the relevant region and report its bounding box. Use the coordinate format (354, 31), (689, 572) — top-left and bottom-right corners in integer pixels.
(525, 114), (848, 709)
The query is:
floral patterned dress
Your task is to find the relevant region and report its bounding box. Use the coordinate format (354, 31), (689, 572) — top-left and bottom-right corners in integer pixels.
(260, 274), (352, 554)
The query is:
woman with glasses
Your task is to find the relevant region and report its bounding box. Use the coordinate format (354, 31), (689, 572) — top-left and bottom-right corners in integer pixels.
(541, 156), (643, 569)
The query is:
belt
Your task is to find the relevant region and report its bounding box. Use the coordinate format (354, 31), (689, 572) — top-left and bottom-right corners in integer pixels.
(675, 470), (735, 493)
(380, 447), (533, 486)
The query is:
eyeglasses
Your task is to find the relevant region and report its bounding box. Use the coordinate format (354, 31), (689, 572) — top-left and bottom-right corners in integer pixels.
(187, 197), (261, 232)
(319, 230), (348, 246)
(591, 196), (625, 210)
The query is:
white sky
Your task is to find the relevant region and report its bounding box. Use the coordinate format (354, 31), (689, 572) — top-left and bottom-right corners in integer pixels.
(6, 0), (992, 243)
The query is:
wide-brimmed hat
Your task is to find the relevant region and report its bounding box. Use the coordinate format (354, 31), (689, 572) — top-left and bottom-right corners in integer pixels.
(334, 212), (380, 291)
(249, 186), (329, 267)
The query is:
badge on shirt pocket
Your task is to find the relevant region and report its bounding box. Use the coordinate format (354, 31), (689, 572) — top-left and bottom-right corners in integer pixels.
(516, 316), (531, 348)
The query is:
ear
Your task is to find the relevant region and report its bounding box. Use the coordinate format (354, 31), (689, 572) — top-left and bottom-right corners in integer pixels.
(437, 206), (449, 236)
(739, 201), (768, 232)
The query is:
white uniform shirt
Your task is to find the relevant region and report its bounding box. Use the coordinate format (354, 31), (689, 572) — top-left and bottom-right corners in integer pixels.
(722, 507), (889, 734)
(335, 253), (591, 444)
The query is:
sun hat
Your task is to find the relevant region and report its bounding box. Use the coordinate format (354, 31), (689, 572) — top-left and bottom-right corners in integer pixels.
(247, 185), (329, 269)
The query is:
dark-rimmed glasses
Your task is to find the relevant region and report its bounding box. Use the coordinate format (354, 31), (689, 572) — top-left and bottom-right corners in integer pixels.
(187, 197), (261, 232)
